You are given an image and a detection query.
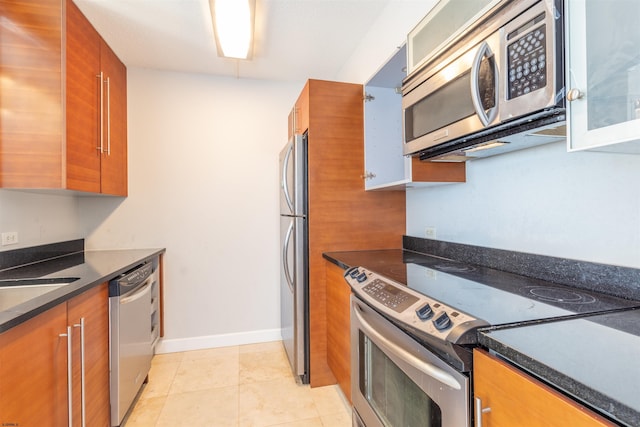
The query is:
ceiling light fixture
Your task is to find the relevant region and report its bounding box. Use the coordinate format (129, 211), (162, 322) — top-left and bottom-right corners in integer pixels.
(210, 0), (255, 60)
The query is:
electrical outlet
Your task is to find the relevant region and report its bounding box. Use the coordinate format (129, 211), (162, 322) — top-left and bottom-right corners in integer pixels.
(425, 227), (436, 239)
(1, 231), (18, 246)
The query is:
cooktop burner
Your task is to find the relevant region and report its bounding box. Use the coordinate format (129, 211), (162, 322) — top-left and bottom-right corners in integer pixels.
(432, 263), (477, 273)
(526, 286), (597, 304)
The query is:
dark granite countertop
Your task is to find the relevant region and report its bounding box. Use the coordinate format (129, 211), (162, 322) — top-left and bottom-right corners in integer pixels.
(324, 236), (640, 427)
(0, 246), (165, 333)
(479, 310), (640, 427)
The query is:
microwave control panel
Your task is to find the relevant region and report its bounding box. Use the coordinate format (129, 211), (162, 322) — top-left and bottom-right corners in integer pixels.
(506, 12), (548, 99)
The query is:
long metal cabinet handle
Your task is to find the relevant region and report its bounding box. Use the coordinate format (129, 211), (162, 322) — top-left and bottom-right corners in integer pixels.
(475, 396), (491, 426)
(74, 318), (86, 427)
(470, 41), (498, 126)
(281, 142), (294, 213)
(282, 221), (295, 293)
(106, 77), (111, 156)
(120, 280), (153, 305)
(352, 300), (462, 390)
(97, 72), (104, 153)
(60, 326), (73, 427)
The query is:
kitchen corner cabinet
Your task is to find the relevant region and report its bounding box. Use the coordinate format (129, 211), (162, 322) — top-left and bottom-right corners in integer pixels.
(473, 349), (614, 427)
(293, 79), (405, 388)
(325, 261), (352, 403)
(0, 0), (128, 196)
(363, 45), (465, 191)
(566, 0), (640, 154)
(0, 283), (110, 427)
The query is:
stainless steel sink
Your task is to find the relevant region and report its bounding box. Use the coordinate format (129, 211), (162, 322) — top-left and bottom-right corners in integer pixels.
(0, 278), (81, 311)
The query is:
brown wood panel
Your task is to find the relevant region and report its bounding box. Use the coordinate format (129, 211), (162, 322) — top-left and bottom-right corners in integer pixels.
(65, 0), (101, 193)
(159, 253), (165, 337)
(411, 157), (466, 182)
(67, 283), (110, 427)
(474, 349), (615, 427)
(294, 83), (309, 135)
(0, 0), (64, 188)
(0, 303), (68, 426)
(325, 261), (352, 403)
(99, 39), (128, 196)
(299, 79), (406, 387)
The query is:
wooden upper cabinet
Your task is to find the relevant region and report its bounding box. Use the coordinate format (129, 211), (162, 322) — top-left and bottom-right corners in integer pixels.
(0, 0), (128, 196)
(66, 0), (102, 193)
(98, 40), (128, 196)
(0, 0), (65, 188)
(474, 349), (615, 427)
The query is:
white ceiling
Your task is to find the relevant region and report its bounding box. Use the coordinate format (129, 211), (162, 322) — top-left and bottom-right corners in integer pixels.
(74, 0), (396, 82)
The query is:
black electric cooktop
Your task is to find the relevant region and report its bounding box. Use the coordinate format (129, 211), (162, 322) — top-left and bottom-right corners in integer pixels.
(339, 249), (640, 329)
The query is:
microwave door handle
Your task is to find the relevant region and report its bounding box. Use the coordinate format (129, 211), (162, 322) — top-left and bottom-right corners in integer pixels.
(471, 41), (498, 126)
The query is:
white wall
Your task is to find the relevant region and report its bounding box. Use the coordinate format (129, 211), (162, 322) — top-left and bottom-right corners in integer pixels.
(336, 0), (640, 270)
(0, 190), (81, 251)
(407, 142), (640, 268)
(337, 0), (437, 84)
(79, 68), (302, 352)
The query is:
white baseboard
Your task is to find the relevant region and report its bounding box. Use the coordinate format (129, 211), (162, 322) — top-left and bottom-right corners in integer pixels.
(155, 328), (283, 354)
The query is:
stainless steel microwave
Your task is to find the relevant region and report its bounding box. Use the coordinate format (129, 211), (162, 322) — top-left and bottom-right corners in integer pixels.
(402, 0), (566, 161)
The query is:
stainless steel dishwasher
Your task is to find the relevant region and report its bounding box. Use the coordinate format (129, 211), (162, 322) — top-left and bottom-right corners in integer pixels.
(109, 259), (159, 426)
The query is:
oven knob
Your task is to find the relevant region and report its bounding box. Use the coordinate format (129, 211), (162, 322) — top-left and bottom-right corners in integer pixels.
(432, 312), (452, 330)
(348, 267), (361, 279)
(415, 303), (434, 320)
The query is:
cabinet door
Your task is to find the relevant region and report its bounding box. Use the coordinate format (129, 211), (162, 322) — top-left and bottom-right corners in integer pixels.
(99, 41), (128, 196)
(66, 0), (102, 193)
(0, 304), (69, 426)
(67, 283), (110, 427)
(326, 262), (352, 403)
(566, 0), (640, 153)
(0, 0), (64, 188)
(363, 46), (466, 191)
(473, 349), (614, 427)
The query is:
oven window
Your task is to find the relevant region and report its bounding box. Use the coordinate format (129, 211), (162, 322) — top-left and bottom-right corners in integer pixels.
(405, 71), (475, 142)
(359, 332), (442, 426)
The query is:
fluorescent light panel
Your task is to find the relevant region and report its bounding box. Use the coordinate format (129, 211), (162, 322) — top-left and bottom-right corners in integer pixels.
(210, 0), (255, 60)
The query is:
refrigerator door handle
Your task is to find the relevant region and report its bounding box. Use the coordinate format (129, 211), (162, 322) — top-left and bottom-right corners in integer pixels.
(281, 142), (295, 214)
(283, 220), (295, 293)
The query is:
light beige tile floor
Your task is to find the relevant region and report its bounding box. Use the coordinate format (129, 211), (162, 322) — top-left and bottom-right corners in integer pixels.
(125, 341), (352, 427)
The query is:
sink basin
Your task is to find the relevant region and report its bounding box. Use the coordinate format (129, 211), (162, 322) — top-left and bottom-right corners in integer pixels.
(0, 277), (80, 288)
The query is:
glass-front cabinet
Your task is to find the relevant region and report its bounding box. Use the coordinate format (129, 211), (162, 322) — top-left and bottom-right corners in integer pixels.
(566, 0), (640, 153)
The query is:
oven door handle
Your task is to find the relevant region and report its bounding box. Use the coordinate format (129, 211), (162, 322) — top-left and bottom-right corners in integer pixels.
(353, 301), (462, 391)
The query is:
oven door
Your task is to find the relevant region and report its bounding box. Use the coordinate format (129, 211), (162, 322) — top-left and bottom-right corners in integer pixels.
(351, 295), (469, 427)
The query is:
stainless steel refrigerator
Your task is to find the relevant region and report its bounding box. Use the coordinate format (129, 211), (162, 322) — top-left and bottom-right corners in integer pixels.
(279, 133), (309, 384)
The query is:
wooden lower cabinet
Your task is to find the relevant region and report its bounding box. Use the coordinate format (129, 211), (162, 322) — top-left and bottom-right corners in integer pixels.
(0, 283), (110, 427)
(325, 261), (352, 402)
(68, 283), (111, 426)
(473, 349), (615, 427)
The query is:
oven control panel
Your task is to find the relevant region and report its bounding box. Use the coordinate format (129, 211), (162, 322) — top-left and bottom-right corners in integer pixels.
(344, 266), (487, 343)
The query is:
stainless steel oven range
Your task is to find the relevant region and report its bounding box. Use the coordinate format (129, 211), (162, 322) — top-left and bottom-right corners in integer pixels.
(344, 256), (639, 427)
